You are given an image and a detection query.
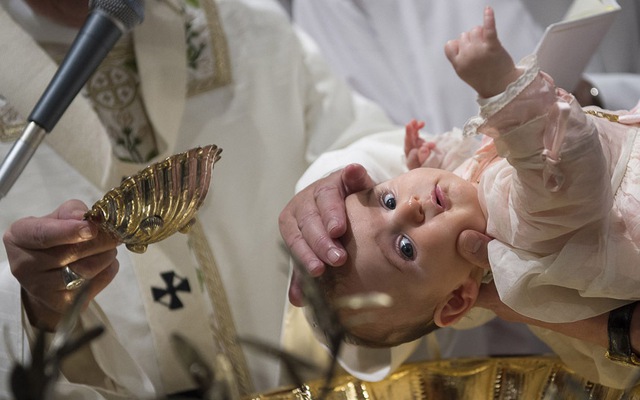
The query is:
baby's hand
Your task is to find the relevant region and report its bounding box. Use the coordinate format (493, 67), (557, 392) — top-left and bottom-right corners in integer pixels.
(444, 6), (519, 98)
(404, 119), (436, 169)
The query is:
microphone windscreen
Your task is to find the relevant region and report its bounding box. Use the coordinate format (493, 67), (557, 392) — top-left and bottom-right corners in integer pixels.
(90, 0), (144, 31)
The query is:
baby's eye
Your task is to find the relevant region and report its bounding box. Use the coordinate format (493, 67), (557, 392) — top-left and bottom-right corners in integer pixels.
(397, 235), (415, 260)
(382, 193), (396, 209)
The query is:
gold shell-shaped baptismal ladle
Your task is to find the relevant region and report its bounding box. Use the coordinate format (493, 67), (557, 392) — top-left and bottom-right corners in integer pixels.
(85, 144), (222, 253)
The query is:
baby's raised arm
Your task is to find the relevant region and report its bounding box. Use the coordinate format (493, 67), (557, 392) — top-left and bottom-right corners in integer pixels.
(444, 7), (521, 98)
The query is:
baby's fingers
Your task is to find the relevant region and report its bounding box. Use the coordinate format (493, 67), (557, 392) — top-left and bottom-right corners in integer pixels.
(444, 39), (460, 62)
(418, 143), (435, 166)
(406, 148), (422, 170)
(470, 26), (484, 42)
(404, 119), (425, 155)
(482, 6), (497, 40)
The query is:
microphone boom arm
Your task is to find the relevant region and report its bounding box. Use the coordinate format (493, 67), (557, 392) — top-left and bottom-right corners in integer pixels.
(0, 0), (143, 200)
(29, 11), (124, 132)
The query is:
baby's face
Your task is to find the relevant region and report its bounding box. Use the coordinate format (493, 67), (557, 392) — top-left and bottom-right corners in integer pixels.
(336, 168), (486, 330)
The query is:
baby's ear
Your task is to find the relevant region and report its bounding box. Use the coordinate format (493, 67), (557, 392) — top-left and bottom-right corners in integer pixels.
(433, 277), (480, 327)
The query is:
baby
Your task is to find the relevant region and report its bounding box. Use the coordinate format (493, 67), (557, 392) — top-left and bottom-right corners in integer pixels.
(316, 7), (640, 348)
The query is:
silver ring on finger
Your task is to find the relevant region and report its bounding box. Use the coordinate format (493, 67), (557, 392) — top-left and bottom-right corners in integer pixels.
(62, 265), (86, 290)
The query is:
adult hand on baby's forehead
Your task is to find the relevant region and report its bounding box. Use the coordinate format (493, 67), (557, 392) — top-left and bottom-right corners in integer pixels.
(280, 164), (376, 307)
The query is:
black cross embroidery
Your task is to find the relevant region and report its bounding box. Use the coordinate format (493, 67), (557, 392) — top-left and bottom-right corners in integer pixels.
(151, 271), (191, 310)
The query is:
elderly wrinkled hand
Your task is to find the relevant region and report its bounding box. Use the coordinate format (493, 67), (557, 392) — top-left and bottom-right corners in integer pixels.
(278, 163), (376, 307)
(3, 199), (120, 331)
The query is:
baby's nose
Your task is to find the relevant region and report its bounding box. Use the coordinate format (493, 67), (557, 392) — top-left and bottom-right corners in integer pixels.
(397, 196), (425, 224)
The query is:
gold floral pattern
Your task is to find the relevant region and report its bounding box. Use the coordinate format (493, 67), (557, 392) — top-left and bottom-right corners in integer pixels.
(0, 96), (25, 142)
(184, 0), (232, 96)
(86, 36), (159, 163)
(253, 357), (640, 400)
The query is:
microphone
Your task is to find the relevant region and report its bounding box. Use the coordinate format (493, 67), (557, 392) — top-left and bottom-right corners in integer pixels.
(0, 0), (144, 200)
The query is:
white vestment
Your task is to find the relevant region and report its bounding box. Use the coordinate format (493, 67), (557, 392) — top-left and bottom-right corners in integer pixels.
(0, 0), (396, 397)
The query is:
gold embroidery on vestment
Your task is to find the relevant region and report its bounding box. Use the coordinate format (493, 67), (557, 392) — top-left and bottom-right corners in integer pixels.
(0, 97), (25, 142)
(188, 219), (254, 395)
(185, 0), (233, 96)
(86, 36), (158, 163)
(584, 109), (620, 122)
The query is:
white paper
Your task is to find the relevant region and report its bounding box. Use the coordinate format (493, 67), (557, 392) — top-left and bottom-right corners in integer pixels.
(534, 0), (620, 91)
